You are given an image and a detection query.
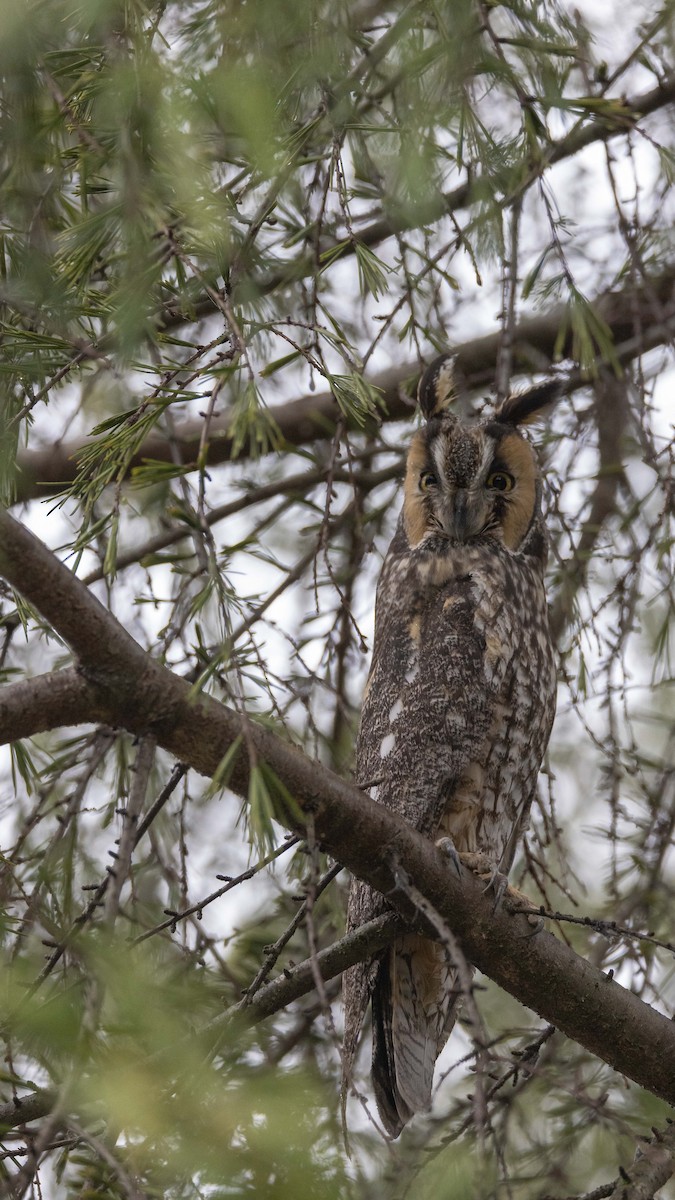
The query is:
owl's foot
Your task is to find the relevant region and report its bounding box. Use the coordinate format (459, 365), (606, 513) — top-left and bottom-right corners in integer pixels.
(474, 868), (545, 932)
(436, 842), (501, 887)
(436, 839), (544, 932)
(460, 852), (509, 912)
(435, 841), (504, 903)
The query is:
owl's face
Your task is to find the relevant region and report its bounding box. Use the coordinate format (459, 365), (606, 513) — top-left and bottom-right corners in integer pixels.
(403, 415), (537, 551)
(402, 355), (560, 553)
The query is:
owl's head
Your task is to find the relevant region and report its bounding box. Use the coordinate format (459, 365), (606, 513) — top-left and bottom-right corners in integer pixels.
(403, 354), (561, 553)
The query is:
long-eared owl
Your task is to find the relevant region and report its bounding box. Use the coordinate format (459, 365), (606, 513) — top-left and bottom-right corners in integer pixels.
(342, 355), (559, 1138)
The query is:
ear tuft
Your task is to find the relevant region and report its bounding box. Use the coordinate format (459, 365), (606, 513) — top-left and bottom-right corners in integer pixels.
(417, 354), (458, 420)
(495, 379), (563, 427)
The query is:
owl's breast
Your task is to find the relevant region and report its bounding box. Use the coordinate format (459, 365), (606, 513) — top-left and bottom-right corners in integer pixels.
(356, 537), (556, 855)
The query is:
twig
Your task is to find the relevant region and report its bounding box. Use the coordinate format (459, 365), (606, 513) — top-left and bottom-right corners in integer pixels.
(241, 860), (342, 1003)
(132, 835), (299, 945)
(25, 758), (189, 996)
(103, 737), (156, 927)
(511, 905), (675, 958)
(66, 1118), (148, 1200)
(538, 1118), (675, 1198)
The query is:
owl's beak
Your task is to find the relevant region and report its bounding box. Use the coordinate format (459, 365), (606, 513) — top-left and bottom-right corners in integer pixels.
(445, 489), (485, 541)
(452, 490), (471, 540)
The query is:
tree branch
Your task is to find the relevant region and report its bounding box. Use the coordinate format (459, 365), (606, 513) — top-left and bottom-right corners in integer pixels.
(0, 668), (109, 743)
(13, 266), (675, 503)
(1, 509), (675, 1108)
(549, 368), (629, 643)
(222, 913), (404, 1029)
(0, 1090), (58, 1136)
(607, 1121), (675, 1200)
(540, 1121), (675, 1200)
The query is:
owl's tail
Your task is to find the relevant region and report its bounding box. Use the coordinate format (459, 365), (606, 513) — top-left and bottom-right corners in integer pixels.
(371, 933), (463, 1138)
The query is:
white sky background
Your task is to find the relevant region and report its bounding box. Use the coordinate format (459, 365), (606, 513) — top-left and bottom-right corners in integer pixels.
(2, 0), (675, 1184)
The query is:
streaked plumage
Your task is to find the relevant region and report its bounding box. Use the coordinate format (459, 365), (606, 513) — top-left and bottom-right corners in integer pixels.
(342, 356), (559, 1137)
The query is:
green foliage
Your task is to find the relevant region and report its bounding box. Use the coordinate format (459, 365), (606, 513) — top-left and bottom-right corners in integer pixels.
(228, 380), (283, 458)
(0, 936), (346, 1198)
(328, 373), (384, 426)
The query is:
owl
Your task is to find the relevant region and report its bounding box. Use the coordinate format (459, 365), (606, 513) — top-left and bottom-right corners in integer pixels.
(342, 355), (559, 1138)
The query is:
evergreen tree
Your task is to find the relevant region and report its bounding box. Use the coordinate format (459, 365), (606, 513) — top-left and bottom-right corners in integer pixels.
(1, 2), (675, 1195)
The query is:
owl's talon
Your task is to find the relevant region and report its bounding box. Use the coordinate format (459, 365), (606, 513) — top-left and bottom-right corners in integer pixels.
(446, 850), (511, 912)
(435, 836), (462, 876)
(484, 868), (509, 913)
(471, 861), (509, 912)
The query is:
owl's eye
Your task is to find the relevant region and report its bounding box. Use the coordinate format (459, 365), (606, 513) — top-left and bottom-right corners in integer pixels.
(486, 470), (515, 492)
(419, 471), (438, 492)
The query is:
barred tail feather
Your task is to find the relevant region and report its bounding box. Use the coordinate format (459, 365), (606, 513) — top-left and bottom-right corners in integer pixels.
(372, 935), (462, 1137)
(341, 881), (388, 1137)
(341, 958), (372, 1136)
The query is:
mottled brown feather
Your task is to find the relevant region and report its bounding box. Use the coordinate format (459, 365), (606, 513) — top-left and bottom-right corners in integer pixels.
(342, 360), (558, 1138)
